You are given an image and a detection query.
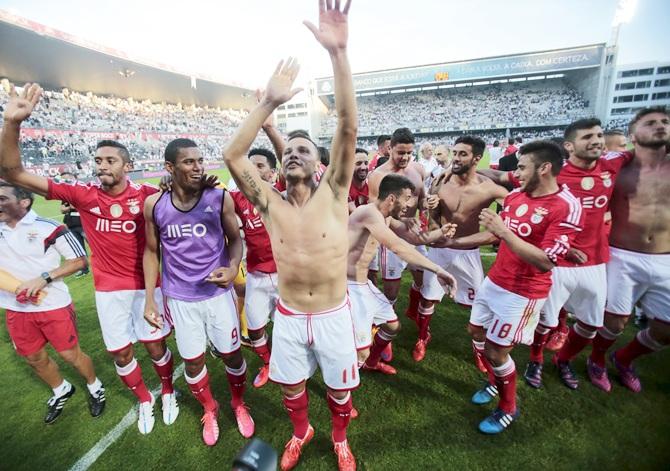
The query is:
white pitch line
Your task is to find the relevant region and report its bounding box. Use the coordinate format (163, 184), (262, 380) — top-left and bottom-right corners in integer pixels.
(69, 362), (185, 471)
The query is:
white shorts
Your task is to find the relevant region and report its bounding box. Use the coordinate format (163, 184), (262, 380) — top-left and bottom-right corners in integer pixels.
(377, 244), (428, 280)
(470, 278), (546, 347)
(348, 280), (398, 349)
(605, 247), (670, 323)
(369, 250), (379, 271)
(269, 297), (359, 391)
(421, 247), (484, 306)
(95, 288), (171, 352)
(245, 271), (279, 331)
(165, 290), (240, 360)
(540, 264), (607, 328)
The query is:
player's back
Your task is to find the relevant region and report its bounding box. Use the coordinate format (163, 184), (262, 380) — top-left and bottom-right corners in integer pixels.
(267, 182), (348, 312)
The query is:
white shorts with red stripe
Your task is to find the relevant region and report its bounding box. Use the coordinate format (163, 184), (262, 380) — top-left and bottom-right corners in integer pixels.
(348, 280), (398, 350)
(95, 288), (171, 352)
(245, 270), (279, 331)
(269, 297), (359, 391)
(420, 247), (484, 306)
(165, 290), (240, 360)
(540, 264), (606, 328)
(470, 278), (545, 347)
(375, 244), (428, 280)
(605, 247), (670, 323)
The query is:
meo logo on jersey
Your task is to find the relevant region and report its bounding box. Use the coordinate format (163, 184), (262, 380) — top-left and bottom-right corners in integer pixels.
(166, 223), (207, 238)
(503, 216), (532, 237)
(580, 195), (608, 209)
(96, 218), (137, 234)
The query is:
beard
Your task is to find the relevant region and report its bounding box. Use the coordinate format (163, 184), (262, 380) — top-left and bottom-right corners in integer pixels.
(522, 172), (541, 193)
(635, 134), (669, 149)
(451, 162), (471, 175)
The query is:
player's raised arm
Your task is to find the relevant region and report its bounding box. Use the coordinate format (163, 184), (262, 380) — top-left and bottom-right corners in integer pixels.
(257, 89), (286, 162)
(223, 60), (301, 213)
(305, 0), (357, 196)
(0, 83), (49, 196)
(142, 194), (163, 329)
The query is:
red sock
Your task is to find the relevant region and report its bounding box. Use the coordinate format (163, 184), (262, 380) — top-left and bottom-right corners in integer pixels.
(557, 324), (595, 363)
(283, 389), (310, 439)
(473, 340), (496, 385)
(557, 308), (568, 331)
(151, 349), (174, 395)
(116, 358), (152, 403)
(250, 332), (271, 365)
(406, 284), (422, 319)
(492, 358), (517, 414)
(366, 328), (395, 367)
(327, 392), (352, 443)
(529, 325), (552, 363)
(590, 325), (620, 367)
(225, 361), (247, 408)
(615, 329), (658, 368)
(186, 366), (218, 412)
(417, 304), (434, 340)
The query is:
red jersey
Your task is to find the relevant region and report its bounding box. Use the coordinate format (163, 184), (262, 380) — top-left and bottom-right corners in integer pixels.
(231, 190), (276, 274)
(348, 181), (369, 208)
(507, 150), (632, 267)
(368, 154), (381, 171)
(488, 186), (583, 299)
(47, 179), (159, 291)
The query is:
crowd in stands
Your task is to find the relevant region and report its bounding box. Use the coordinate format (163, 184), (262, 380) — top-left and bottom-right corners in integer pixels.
(320, 79), (589, 137)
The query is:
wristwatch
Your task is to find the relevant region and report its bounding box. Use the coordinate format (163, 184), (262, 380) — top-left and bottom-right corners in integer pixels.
(41, 272), (53, 284)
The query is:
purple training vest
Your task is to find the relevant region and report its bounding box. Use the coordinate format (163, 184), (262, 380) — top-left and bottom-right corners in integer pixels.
(153, 187), (230, 301)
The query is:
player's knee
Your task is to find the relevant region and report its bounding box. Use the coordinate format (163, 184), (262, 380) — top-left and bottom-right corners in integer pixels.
(603, 313), (627, 335)
(220, 350), (244, 369)
(649, 320), (670, 345)
(357, 349), (370, 365)
(25, 349), (49, 368)
(247, 327), (265, 341)
(483, 342), (506, 367)
(111, 347), (134, 367)
(281, 383), (305, 397)
(58, 346), (81, 365)
(419, 299), (434, 309)
(467, 323), (485, 341)
(327, 388), (349, 401)
(185, 359), (205, 378)
(383, 321), (400, 336)
(143, 340), (167, 361)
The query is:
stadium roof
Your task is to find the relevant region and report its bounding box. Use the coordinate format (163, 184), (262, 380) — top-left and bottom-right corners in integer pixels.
(314, 43), (606, 96)
(0, 9), (255, 110)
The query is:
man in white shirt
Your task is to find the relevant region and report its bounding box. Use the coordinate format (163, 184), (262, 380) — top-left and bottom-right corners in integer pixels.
(0, 182), (106, 424)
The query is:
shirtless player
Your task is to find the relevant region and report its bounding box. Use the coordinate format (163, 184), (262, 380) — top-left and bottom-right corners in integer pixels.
(223, 2), (359, 469)
(348, 174), (456, 374)
(589, 107), (670, 393)
(416, 136), (507, 364)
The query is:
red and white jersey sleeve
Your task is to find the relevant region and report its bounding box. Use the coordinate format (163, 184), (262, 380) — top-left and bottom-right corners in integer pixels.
(348, 181), (369, 208)
(231, 190), (276, 274)
(488, 186), (583, 299)
(555, 151), (633, 267)
(46, 178), (159, 291)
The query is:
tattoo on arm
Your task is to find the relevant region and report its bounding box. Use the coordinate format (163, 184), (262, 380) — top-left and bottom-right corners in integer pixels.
(240, 169), (268, 212)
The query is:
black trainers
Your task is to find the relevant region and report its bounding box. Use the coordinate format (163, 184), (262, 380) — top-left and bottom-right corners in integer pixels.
(88, 385), (106, 418)
(523, 361), (544, 389)
(552, 355), (579, 390)
(45, 385), (76, 424)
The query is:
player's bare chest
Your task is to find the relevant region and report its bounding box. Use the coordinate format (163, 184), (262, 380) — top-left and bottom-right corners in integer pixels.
(615, 165), (670, 205)
(439, 184), (490, 214)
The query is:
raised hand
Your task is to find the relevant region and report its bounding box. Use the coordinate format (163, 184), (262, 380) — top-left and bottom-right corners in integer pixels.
(479, 208), (507, 238)
(260, 58), (303, 108)
(304, 0), (352, 52)
(3, 83), (42, 124)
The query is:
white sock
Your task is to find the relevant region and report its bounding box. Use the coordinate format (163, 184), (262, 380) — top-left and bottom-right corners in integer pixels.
(86, 377), (103, 395)
(53, 379), (72, 397)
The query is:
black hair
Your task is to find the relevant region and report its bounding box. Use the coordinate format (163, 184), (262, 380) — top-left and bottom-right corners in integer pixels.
(454, 135), (486, 157)
(0, 181), (34, 210)
(604, 129), (625, 137)
(508, 138), (515, 146)
(518, 140), (564, 176)
(377, 134), (391, 147)
(493, 140), (500, 147)
(515, 136), (523, 144)
(248, 148), (277, 169)
(564, 118), (602, 142)
(164, 138), (198, 164)
(628, 106), (668, 135)
(390, 128), (415, 147)
(355, 148), (369, 155)
(376, 156), (389, 168)
(317, 146), (330, 166)
(549, 137), (569, 159)
(378, 174), (415, 200)
(96, 140), (130, 162)
(287, 129), (318, 151)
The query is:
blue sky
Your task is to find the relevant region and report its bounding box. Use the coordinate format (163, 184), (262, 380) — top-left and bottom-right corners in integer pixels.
(1, 0), (667, 88)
